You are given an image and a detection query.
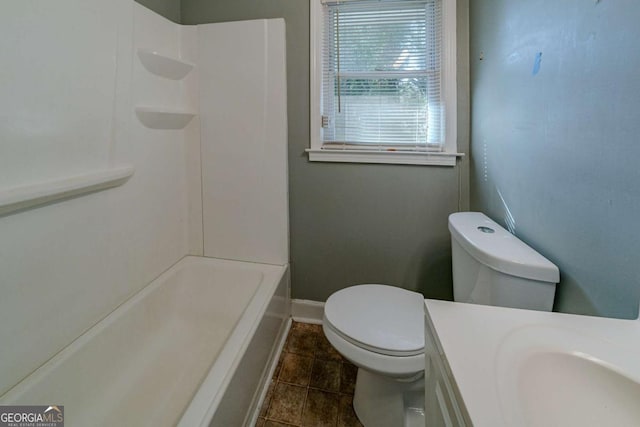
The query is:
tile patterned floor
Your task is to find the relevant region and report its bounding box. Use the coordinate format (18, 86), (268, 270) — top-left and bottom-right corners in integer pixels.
(256, 321), (364, 427)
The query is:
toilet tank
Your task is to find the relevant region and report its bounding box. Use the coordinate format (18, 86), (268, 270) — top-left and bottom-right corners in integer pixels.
(448, 212), (560, 311)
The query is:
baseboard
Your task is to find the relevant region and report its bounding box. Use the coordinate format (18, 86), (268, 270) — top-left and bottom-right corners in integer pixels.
(291, 299), (325, 324)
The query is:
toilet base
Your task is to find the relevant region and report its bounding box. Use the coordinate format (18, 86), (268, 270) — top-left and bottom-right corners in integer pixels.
(353, 368), (425, 427)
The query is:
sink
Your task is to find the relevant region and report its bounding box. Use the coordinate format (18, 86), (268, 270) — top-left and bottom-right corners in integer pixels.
(517, 352), (640, 426)
(497, 325), (640, 427)
(424, 300), (640, 427)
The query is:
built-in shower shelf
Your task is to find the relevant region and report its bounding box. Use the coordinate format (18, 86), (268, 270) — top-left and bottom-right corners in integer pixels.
(137, 48), (194, 80)
(135, 107), (197, 130)
(0, 166), (135, 216)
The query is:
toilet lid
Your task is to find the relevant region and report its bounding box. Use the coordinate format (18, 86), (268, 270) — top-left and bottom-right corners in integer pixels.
(324, 284), (424, 356)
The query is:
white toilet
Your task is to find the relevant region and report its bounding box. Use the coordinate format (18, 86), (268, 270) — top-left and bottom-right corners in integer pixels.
(323, 212), (560, 427)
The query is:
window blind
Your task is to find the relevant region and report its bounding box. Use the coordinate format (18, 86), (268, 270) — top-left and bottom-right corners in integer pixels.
(321, 0), (443, 151)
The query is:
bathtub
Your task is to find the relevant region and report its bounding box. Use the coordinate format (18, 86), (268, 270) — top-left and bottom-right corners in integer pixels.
(0, 256), (290, 426)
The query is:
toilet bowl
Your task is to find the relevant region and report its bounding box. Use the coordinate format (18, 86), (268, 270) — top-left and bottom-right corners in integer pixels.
(323, 284), (425, 427)
(323, 212), (560, 427)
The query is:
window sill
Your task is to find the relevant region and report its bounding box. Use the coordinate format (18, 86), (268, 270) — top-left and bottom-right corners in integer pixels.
(305, 149), (463, 166)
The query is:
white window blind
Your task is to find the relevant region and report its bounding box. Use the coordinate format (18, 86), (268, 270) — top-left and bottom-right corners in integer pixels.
(321, 0), (444, 151)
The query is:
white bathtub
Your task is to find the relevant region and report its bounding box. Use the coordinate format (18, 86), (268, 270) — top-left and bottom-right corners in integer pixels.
(0, 256), (290, 426)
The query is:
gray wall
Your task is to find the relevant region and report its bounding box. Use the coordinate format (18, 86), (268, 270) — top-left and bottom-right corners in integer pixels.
(182, 0), (470, 301)
(470, 1), (640, 318)
(135, 0), (180, 22)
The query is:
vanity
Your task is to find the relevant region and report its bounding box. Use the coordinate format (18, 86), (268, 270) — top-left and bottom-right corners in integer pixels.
(424, 299), (640, 426)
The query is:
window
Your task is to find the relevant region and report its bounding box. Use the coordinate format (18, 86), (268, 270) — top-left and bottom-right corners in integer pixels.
(309, 0), (459, 166)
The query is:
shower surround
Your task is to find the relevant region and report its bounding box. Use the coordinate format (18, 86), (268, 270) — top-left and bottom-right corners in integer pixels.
(0, 2), (289, 426)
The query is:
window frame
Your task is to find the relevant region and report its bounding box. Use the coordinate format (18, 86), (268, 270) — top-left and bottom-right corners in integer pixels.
(308, 0), (460, 166)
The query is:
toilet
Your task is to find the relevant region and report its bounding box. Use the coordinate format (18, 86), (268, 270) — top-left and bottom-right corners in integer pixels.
(323, 212), (560, 427)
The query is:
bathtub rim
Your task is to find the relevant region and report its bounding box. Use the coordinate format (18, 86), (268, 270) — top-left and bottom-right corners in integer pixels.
(1, 255), (288, 427)
(177, 256), (288, 427)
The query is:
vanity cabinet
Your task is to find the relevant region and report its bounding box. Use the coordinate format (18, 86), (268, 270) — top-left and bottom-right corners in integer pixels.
(424, 312), (468, 427)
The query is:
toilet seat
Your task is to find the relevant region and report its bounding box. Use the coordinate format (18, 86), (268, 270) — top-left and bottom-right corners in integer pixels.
(324, 284), (425, 357)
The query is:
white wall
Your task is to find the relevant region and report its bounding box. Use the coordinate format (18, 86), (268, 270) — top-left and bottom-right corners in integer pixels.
(198, 19), (289, 266)
(0, 1), (194, 395)
(0, 0), (119, 188)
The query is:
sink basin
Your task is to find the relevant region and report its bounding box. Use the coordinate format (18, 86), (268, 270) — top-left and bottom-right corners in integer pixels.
(424, 300), (640, 427)
(497, 325), (640, 427)
(517, 351), (640, 426)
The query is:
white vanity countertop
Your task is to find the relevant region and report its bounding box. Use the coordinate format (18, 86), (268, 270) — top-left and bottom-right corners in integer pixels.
(424, 299), (640, 427)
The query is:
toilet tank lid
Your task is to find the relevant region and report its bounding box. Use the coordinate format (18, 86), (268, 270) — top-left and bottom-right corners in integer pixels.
(449, 212), (560, 283)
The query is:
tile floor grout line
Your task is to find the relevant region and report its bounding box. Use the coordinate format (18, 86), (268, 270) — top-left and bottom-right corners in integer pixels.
(298, 326), (316, 427)
(300, 385), (310, 427)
